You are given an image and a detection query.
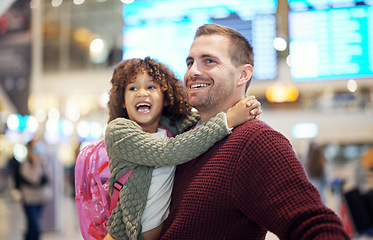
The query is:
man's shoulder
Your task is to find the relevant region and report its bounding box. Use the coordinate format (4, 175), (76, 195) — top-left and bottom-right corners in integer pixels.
(232, 119), (290, 146)
(234, 119), (272, 132)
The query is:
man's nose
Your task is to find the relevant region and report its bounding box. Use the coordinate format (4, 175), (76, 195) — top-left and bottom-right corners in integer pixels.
(188, 62), (201, 78)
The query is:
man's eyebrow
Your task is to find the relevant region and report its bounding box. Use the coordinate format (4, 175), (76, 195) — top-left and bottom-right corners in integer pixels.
(201, 54), (218, 59)
(201, 54), (214, 58)
(186, 54), (216, 62)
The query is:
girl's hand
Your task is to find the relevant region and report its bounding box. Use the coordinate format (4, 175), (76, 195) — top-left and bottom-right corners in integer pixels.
(226, 95), (262, 128)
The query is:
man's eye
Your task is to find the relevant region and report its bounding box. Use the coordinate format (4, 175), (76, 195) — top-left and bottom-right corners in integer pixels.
(186, 61), (193, 67)
(206, 59), (215, 63)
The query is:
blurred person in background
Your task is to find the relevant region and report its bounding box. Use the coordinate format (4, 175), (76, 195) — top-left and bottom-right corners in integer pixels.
(361, 145), (373, 219)
(19, 139), (52, 240)
(362, 145), (373, 192)
(305, 141), (327, 203)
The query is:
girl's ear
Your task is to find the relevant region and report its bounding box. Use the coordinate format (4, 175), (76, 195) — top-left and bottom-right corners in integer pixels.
(237, 64), (253, 87)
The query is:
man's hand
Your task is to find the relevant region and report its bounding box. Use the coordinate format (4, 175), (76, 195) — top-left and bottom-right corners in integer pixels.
(226, 95), (262, 128)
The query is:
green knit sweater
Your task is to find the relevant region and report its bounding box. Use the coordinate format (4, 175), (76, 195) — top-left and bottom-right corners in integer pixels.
(105, 112), (231, 240)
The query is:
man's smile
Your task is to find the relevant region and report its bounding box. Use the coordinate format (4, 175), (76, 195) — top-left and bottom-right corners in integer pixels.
(190, 83), (210, 89)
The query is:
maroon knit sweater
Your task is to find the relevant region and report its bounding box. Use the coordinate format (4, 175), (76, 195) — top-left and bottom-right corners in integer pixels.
(161, 120), (350, 240)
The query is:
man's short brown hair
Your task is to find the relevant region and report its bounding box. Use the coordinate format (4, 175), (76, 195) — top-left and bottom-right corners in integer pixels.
(194, 23), (254, 68)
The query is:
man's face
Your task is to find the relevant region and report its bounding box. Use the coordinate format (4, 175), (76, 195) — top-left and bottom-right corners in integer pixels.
(184, 34), (242, 114)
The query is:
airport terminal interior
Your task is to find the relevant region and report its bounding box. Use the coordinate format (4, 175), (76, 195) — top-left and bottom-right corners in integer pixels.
(0, 0), (373, 239)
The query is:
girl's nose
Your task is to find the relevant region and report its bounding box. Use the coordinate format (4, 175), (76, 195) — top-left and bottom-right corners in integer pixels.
(136, 88), (149, 97)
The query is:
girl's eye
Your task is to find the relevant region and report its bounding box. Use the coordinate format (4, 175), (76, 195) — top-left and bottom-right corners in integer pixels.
(129, 87), (137, 91)
(148, 86), (156, 90)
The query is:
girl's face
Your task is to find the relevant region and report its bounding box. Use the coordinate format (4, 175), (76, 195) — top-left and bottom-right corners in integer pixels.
(124, 73), (165, 133)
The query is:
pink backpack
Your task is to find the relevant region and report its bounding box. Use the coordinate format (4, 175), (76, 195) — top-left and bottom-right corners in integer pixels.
(75, 126), (172, 239)
(75, 140), (132, 240)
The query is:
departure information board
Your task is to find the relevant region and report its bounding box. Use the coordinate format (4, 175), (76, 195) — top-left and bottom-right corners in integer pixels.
(288, 2), (373, 81)
(122, 0), (278, 80)
(288, 0), (372, 10)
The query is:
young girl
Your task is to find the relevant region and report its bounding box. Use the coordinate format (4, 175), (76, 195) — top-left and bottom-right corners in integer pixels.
(104, 57), (261, 240)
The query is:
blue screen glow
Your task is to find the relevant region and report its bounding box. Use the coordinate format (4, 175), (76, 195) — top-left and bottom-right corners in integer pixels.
(288, 4), (373, 81)
(288, 0), (373, 11)
(122, 0), (278, 80)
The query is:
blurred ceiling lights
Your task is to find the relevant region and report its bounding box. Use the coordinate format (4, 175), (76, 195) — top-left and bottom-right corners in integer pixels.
(347, 79), (357, 93)
(265, 82), (299, 103)
(273, 37), (287, 51)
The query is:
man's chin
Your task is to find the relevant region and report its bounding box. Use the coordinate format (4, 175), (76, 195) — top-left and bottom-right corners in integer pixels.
(187, 97), (199, 108)
(188, 100), (208, 111)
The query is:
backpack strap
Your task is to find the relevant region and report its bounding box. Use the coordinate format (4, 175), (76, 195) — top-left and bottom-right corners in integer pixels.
(110, 169), (133, 214)
(158, 125), (173, 137)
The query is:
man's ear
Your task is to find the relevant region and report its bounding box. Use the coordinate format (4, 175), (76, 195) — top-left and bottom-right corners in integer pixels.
(237, 64), (253, 87)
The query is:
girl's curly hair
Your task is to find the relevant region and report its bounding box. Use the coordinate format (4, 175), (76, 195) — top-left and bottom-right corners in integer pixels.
(107, 57), (191, 124)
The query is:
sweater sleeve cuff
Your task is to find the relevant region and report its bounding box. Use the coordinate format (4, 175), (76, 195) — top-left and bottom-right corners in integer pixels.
(223, 112), (233, 133)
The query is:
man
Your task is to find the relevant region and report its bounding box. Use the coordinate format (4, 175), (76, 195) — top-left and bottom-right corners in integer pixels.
(160, 24), (350, 239)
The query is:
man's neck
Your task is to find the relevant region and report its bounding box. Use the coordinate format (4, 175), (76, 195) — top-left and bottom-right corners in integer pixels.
(199, 110), (226, 123)
(197, 96), (243, 123)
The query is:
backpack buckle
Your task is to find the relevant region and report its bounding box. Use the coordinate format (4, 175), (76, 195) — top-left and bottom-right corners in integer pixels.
(113, 181), (124, 192)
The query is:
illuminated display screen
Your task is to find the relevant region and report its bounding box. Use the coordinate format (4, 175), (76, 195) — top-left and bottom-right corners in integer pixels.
(122, 0), (278, 80)
(288, 2), (373, 81)
(288, 0), (373, 11)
